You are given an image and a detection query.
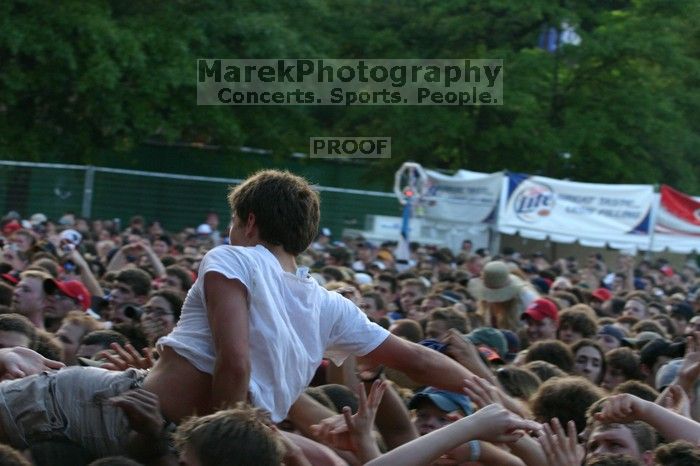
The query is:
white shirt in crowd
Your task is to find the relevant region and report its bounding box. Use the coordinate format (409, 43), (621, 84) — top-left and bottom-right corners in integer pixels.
(159, 244), (389, 421)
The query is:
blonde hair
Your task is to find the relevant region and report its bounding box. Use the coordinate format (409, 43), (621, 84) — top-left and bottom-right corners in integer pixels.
(19, 269), (52, 281)
(61, 310), (101, 334)
(477, 296), (524, 331)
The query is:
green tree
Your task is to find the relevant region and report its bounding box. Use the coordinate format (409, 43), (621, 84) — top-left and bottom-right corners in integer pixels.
(1, 0), (698, 192)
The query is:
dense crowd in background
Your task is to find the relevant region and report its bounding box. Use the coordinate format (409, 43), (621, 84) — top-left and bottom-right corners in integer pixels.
(1, 204), (700, 466)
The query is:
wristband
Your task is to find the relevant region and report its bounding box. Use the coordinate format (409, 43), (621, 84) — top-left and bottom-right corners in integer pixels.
(468, 440), (480, 462)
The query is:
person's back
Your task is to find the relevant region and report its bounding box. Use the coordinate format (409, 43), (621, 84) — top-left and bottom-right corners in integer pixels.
(150, 243), (387, 422)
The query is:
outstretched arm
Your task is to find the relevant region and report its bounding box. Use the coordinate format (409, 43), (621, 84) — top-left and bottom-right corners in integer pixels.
(595, 393), (700, 444)
(106, 244), (130, 272)
(365, 404), (541, 466)
(360, 334), (474, 394)
(67, 248), (103, 298)
(139, 241), (167, 279)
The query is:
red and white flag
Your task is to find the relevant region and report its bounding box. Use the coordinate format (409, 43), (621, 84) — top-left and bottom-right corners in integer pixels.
(656, 185), (700, 235)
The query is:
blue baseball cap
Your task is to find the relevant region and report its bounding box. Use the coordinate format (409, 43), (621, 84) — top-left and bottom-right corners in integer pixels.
(419, 339), (447, 353)
(408, 387), (473, 415)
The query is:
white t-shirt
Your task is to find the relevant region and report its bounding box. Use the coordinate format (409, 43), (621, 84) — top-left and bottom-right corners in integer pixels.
(158, 244), (389, 422)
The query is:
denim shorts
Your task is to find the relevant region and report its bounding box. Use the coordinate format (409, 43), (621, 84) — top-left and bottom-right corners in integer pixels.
(0, 367), (147, 457)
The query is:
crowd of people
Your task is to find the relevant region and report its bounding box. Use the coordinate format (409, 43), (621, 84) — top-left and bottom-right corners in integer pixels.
(0, 169), (699, 465)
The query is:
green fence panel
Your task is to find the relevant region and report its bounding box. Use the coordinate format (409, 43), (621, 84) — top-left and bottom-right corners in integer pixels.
(0, 161), (400, 238)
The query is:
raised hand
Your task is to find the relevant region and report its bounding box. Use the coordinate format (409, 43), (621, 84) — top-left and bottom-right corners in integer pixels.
(442, 329), (484, 373)
(462, 374), (504, 410)
(98, 342), (154, 371)
(593, 393), (647, 424)
(342, 380), (386, 446)
(656, 384), (691, 418)
(310, 380), (386, 455)
(466, 403), (542, 444)
(537, 418), (584, 466)
(678, 332), (700, 395)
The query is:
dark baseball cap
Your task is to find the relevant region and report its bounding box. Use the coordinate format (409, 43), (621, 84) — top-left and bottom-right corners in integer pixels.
(597, 325), (626, 344)
(466, 327), (508, 359)
(640, 339), (684, 368)
(408, 387), (473, 415)
(671, 302), (694, 321)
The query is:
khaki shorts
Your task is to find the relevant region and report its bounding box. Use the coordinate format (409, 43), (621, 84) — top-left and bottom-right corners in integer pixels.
(0, 367), (147, 457)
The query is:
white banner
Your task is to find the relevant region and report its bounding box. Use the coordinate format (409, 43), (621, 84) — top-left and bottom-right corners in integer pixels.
(421, 169), (502, 223)
(497, 173), (654, 249)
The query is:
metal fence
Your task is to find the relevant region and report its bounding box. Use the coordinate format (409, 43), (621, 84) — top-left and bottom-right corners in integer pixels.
(0, 161), (400, 235)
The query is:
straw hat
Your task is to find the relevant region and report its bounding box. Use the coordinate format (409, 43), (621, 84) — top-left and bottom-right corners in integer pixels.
(468, 261), (525, 303)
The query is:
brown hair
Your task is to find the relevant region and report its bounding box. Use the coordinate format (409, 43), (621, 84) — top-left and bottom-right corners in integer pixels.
(551, 291), (579, 307)
(30, 258), (60, 278)
(606, 347), (644, 381)
(496, 367), (542, 401)
(165, 264), (194, 292)
(525, 339), (575, 373)
(81, 329), (128, 349)
(149, 289), (185, 321)
(227, 170), (320, 255)
(558, 309), (598, 339)
(654, 440), (700, 466)
(585, 453), (646, 466)
(612, 380), (658, 402)
(524, 360), (567, 382)
(631, 320), (667, 338)
(400, 278), (428, 295)
(428, 307), (468, 334)
(115, 268), (152, 298)
(0, 314), (36, 345)
(531, 375), (605, 433)
(174, 404), (281, 466)
(390, 319), (424, 343)
(32, 330), (64, 361)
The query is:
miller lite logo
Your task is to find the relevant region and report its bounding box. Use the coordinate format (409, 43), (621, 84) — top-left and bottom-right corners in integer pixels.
(512, 180), (555, 222)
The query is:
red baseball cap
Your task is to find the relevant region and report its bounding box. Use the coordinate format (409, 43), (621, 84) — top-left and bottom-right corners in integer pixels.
(1, 273), (18, 285)
(522, 298), (558, 322)
(44, 279), (91, 311)
(591, 287), (613, 302)
(2, 220), (21, 236)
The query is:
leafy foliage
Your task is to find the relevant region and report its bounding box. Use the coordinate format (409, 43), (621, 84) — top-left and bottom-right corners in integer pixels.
(0, 0), (698, 190)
